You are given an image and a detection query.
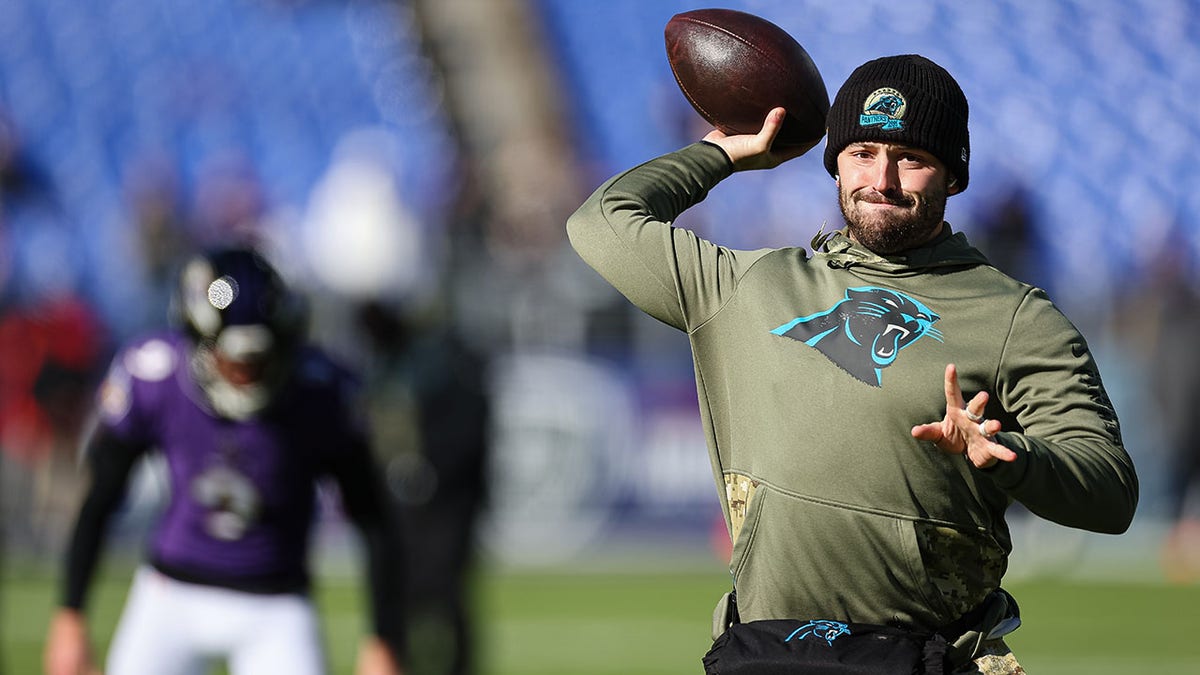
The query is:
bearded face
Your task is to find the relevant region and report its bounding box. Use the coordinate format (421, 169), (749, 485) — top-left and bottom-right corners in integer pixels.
(835, 143), (954, 255)
(839, 179), (949, 255)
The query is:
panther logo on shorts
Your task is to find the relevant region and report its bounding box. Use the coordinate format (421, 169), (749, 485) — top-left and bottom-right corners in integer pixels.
(786, 620), (851, 646)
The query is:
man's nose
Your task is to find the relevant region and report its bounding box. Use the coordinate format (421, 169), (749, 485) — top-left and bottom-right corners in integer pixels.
(870, 158), (901, 194)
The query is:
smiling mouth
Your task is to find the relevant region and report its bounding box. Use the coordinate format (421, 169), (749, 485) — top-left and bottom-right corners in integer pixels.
(857, 191), (913, 208)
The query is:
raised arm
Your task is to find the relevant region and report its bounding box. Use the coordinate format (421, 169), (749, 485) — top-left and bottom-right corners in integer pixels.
(566, 108), (808, 331)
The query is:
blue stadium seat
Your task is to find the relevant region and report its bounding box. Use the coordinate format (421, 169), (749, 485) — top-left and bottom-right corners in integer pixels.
(0, 0), (455, 334)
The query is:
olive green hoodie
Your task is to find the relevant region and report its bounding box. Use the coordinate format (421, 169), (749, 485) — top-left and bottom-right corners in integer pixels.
(567, 142), (1137, 631)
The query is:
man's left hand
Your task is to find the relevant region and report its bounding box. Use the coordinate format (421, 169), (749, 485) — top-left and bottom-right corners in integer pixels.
(911, 363), (1018, 469)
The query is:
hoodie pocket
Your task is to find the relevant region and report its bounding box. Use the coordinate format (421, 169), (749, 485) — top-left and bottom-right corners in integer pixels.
(911, 520), (1005, 619)
(728, 483), (997, 630)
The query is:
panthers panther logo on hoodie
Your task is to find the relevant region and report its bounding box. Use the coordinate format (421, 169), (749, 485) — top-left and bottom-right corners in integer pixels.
(771, 286), (942, 387)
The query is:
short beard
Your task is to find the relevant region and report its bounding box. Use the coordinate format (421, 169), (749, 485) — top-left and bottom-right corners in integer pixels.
(839, 181), (948, 255)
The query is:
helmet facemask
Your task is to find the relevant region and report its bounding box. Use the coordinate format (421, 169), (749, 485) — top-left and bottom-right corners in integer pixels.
(174, 248), (305, 419)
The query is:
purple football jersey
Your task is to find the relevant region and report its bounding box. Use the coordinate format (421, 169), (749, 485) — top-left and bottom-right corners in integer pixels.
(96, 331), (367, 588)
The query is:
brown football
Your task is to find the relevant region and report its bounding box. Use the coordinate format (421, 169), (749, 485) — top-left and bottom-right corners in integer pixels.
(665, 8), (828, 148)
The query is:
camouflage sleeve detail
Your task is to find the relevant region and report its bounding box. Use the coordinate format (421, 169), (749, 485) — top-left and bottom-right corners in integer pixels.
(952, 640), (1026, 675)
(724, 473), (758, 543)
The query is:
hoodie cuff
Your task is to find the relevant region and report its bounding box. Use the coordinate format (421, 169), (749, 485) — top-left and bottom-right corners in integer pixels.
(976, 433), (1029, 488)
(696, 140), (736, 173)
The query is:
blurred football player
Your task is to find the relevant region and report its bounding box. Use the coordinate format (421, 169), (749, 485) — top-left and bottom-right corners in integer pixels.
(44, 246), (406, 675)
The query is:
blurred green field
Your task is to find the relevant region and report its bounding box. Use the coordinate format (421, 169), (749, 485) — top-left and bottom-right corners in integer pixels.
(4, 559), (1199, 674)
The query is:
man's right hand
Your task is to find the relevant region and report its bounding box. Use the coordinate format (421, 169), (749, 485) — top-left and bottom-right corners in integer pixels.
(44, 609), (101, 675)
(703, 107), (817, 172)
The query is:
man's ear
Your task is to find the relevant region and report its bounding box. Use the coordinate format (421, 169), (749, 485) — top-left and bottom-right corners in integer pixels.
(947, 174), (961, 195)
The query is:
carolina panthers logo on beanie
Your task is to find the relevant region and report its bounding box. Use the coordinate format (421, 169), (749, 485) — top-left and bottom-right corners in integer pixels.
(771, 286), (941, 387)
(860, 87), (907, 131)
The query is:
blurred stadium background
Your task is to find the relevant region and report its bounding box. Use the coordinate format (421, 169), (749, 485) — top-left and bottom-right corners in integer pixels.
(1, 0), (1199, 672)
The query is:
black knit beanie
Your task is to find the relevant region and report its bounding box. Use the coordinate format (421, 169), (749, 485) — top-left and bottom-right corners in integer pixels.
(823, 55), (970, 192)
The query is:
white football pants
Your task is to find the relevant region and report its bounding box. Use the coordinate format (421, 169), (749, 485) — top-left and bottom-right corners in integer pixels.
(106, 567), (327, 675)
